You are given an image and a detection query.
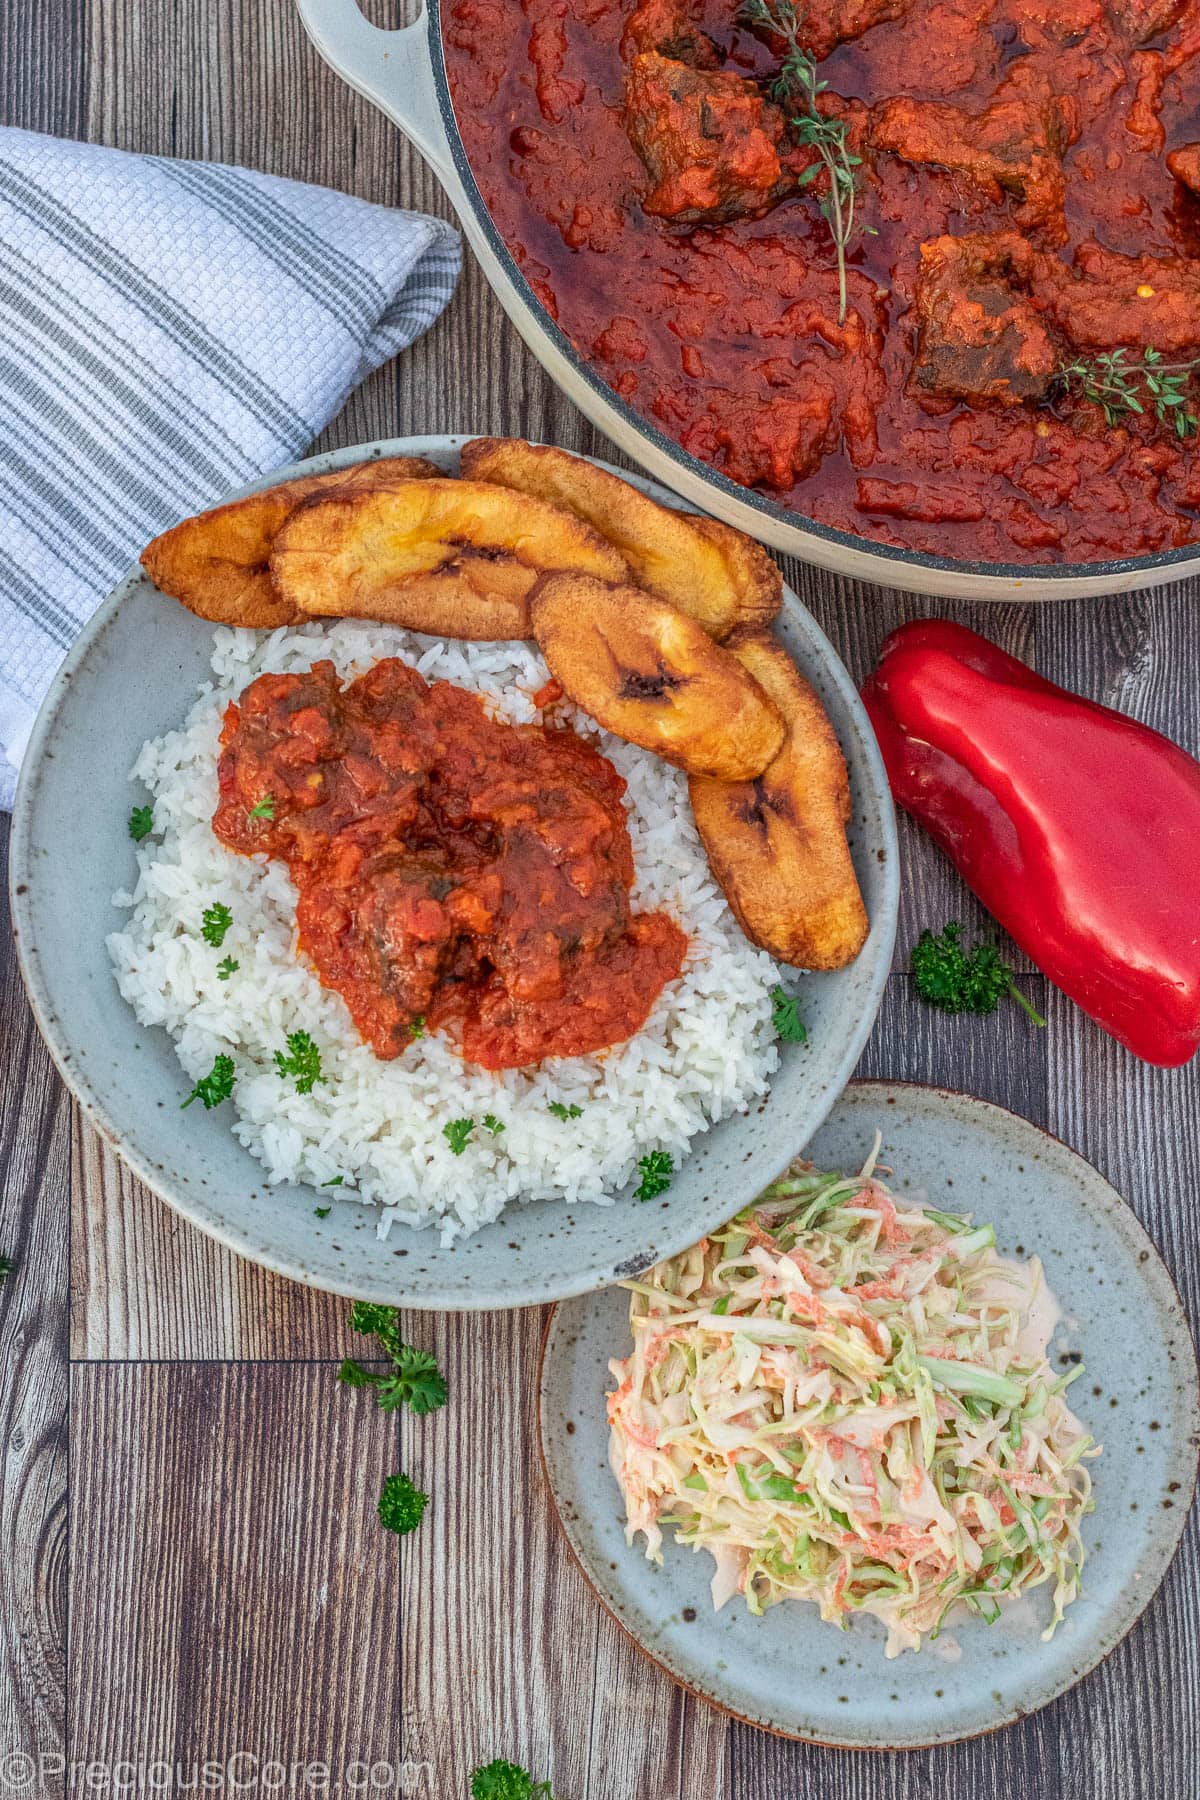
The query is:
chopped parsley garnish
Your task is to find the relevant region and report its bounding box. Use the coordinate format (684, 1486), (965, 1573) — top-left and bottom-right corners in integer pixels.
(248, 794), (276, 820)
(275, 1030), (325, 1093)
(313, 1206), (331, 1219)
(471, 1763), (558, 1800)
(202, 902), (233, 947)
(547, 1101), (583, 1120)
(634, 1149), (674, 1201)
(342, 1301), (449, 1416)
(377, 1472), (429, 1537)
(911, 922), (1046, 1027)
(443, 1117), (474, 1155)
(128, 804), (154, 842)
(409, 1015), (426, 1039)
(180, 1053), (236, 1110)
(0, 1254), (14, 1281)
(482, 1113), (505, 1135)
(770, 984), (808, 1044)
(322, 1174), (344, 1187)
(216, 956), (239, 980)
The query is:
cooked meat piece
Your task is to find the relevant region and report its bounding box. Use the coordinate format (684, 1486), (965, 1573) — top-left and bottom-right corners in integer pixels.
(703, 382), (842, 488)
(1034, 242), (1200, 353)
(909, 233), (1059, 409)
(621, 0), (721, 66)
(997, 0), (1107, 42)
(748, 0), (913, 60)
(872, 73), (1080, 239)
(1107, 0), (1188, 40)
(625, 51), (791, 223)
(1167, 141), (1200, 193)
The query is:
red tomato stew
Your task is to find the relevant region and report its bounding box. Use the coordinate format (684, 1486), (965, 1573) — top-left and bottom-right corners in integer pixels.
(214, 659), (687, 1070)
(443, 0), (1200, 564)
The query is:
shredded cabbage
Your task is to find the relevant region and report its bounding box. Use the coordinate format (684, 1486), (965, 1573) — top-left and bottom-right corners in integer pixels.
(607, 1138), (1099, 1656)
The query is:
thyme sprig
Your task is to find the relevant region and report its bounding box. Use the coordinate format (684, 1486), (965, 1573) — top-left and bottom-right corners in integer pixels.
(1056, 347), (1200, 439)
(741, 0), (865, 324)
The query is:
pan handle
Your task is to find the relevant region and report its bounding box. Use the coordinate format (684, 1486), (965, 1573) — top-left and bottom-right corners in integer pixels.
(295, 0), (455, 182)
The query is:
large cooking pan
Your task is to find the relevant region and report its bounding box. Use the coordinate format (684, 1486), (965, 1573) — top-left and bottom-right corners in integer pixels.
(296, 0), (1200, 602)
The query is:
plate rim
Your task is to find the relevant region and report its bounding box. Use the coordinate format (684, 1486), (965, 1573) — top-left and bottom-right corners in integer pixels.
(536, 1077), (1200, 1748)
(7, 434), (899, 1308)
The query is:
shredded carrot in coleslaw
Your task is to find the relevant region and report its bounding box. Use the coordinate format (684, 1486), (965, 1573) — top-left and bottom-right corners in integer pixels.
(607, 1137), (1099, 1657)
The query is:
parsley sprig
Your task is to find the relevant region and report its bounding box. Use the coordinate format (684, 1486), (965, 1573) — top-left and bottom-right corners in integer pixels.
(634, 1149), (674, 1201)
(339, 1300), (448, 1415)
(216, 956), (239, 980)
(443, 1117), (474, 1155)
(741, 0), (866, 324)
(128, 804), (154, 842)
(1056, 347), (1200, 438)
(202, 902), (233, 948)
(471, 1763), (559, 1800)
(911, 922), (1046, 1027)
(378, 1471), (429, 1536)
(547, 1101), (583, 1120)
(770, 983), (807, 1043)
(180, 1052), (236, 1110)
(248, 794), (276, 821)
(275, 1030), (325, 1094)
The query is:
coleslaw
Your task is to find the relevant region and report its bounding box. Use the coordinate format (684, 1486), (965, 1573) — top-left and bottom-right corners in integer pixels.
(607, 1140), (1098, 1656)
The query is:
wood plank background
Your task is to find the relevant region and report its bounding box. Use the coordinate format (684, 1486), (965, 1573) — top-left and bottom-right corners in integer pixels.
(1, 3), (1198, 1797)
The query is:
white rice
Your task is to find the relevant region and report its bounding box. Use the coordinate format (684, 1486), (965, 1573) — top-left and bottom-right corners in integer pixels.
(107, 621), (782, 1243)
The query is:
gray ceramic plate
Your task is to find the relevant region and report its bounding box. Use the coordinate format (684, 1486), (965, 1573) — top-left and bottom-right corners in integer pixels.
(9, 437), (897, 1309)
(539, 1080), (1200, 1748)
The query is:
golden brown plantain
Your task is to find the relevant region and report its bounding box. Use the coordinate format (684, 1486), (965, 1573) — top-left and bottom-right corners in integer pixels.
(139, 456), (443, 629)
(270, 479), (630, 639)
(460, 437), (781, 639)
(688, 630), (868, 970)
(530, 575), (785, 779)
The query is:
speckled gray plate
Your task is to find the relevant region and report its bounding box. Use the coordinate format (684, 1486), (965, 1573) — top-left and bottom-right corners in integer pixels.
(9, 437), (897, 1310)
(539, 1081), (1200, 1748)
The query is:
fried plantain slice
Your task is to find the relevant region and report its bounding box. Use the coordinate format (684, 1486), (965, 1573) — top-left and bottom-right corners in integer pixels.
(140, 456), (444, 629)
(530, 575), (785, 779)
(270, 479), (630, 639)
(688, 630), (868, 970)
(460, 437), (781, 639)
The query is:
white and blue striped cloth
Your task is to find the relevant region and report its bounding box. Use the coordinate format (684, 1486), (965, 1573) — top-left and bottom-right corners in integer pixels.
(0, 127), (462, 808)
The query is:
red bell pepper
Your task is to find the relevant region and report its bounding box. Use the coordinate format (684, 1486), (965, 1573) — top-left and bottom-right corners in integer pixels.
(861, 619), (1200, 1067)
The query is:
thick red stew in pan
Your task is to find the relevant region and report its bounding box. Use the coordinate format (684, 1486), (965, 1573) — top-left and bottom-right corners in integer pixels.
(445, 0), (1200, 564)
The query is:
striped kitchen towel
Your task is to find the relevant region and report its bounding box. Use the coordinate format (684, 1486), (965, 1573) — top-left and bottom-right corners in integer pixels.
(0, 127), (462, 808)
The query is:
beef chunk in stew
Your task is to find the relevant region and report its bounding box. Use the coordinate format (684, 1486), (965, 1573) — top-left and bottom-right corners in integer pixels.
(910, 233), (1059, 409)
(1036, 242), (1200, 354)
(1107, 0), (1188, 40)
(625, 51), (791, 223)
(872, 73), (1080, 240)
(747, 0), (914, 60)
(997, 0), (1107, 44)
(621, 0), (721, 67)
(1167, 141), (1200, 195)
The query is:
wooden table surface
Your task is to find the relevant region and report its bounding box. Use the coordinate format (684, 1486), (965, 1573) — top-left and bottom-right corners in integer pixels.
(2, 4), (1198, 1797)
